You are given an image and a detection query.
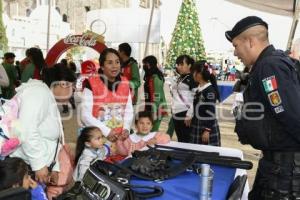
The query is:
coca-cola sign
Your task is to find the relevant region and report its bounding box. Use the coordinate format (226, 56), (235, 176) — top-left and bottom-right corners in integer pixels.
(64, 34), (97, 47)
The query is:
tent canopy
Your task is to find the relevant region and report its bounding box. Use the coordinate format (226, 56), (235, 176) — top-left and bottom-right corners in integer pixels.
(226, 0), (298, 16)
(226, 0), (300, 49)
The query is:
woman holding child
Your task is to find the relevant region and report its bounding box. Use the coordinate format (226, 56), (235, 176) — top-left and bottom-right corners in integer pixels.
(10, 64), (76, 184)
(81, 48), (134, 142)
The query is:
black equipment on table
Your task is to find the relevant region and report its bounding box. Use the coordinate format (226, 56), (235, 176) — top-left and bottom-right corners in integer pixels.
(56, 145), (252, 200)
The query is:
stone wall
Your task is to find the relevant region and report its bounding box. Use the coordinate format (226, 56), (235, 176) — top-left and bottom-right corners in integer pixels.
(52, 0), (129, 33)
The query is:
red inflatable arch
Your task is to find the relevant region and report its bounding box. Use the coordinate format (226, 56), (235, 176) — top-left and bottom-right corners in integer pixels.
(45, 31), (107, 67)
(81, 60), (99, 75)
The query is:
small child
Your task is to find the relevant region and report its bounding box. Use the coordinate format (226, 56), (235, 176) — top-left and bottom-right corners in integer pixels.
(0, 157), (47, 200)
(73, 126), (108, 181)
(116, 111), (170, 156)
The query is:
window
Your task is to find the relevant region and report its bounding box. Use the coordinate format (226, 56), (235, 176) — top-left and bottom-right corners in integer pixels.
(84, 6), (91, 12)
(140, 0), (160, 8)
(62, 14), (68, 22)
(56, 7), (61, 14)
(26, 8), (31, 17)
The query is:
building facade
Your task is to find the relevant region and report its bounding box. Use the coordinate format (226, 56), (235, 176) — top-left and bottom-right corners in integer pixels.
(2, 0), (162, 62)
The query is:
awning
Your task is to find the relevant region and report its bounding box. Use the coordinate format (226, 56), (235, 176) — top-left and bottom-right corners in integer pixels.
(226, 0), (300, 49)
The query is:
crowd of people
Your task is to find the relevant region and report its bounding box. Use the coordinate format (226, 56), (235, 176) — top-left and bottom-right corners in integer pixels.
(1, 15), (300, 199)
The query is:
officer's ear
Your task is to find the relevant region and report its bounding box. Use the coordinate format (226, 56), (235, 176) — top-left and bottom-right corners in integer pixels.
(248, 37), (255, 49)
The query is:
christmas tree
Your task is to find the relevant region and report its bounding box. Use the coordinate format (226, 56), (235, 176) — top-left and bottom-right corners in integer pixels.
(0, 0), (8, 52)
(166, 0), (206, 67)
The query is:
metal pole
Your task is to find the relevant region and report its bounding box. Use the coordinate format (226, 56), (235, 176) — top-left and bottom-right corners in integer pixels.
(144, 0), (155, 57)
(286, 0), (300, 50)
(46, 0), (51, 52)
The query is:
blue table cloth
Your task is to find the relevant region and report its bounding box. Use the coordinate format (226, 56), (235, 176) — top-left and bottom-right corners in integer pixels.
(130, 165), (236, 200)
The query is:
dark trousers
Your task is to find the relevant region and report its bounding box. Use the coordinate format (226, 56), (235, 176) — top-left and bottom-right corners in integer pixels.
(173, 111), (191, 143)
(249, 151), (300, 200)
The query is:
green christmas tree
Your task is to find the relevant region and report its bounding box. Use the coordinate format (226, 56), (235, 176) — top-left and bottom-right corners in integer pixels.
(166, 0), (206, 67)
(0, 0), (8, 52)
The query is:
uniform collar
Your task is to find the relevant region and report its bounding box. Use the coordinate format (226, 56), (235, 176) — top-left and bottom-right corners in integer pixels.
(197, 82), (211, 92)
(177, 73), (191, 83)
(251, 45), (275, 73)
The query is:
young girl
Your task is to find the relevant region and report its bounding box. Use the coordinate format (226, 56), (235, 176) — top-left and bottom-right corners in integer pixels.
(73, 126), (108, 181)
(170, 55), (197, 143)
(143, 56), (168, 131)
(0, 157), (47, 200)
(190, 61), (221, 146)
(116, 111), (170, 156)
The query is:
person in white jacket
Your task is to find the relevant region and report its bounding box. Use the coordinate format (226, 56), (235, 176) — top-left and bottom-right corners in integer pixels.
(0, 64), (9, 96)
(170, 55), (197, 143)
(10, 63), (76, 184)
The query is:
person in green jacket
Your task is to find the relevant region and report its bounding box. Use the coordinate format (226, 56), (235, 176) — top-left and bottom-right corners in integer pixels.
(21, 47), (46, 83)
(2, 52), (17, 99)
(118, 43), (141, 105)
(142, 55), (168, 131)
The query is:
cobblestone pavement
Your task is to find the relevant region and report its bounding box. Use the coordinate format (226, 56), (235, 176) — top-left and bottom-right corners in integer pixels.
(61, 82), (260, 189)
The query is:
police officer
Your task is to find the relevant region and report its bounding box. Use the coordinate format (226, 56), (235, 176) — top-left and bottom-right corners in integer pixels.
(226, 16), (300, 199)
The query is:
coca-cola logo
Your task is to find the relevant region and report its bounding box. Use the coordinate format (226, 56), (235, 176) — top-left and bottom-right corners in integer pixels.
(63, 34), (97, 46)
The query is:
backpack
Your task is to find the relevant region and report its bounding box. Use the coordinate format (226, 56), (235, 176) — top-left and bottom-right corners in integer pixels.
(0, 97), (21, 159)
(56, 160), (164, 200)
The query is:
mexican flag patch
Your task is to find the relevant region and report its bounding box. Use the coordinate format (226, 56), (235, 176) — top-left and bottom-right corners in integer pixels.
(262, 76), (278, 93)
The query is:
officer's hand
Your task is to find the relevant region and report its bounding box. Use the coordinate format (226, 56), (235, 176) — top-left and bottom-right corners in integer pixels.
(202, 131), (210, 144)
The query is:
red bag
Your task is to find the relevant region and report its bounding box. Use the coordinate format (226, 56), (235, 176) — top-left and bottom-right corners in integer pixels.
(47, 144), (75, 200)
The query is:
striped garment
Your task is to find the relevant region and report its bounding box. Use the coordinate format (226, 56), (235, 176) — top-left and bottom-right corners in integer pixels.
(190, 83), (221, 146)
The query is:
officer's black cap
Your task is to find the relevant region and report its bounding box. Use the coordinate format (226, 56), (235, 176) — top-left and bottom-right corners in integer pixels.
(225, 16), (268, 42)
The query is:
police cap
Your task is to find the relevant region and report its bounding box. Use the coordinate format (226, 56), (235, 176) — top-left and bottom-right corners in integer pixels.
(225, 16), (268, 42)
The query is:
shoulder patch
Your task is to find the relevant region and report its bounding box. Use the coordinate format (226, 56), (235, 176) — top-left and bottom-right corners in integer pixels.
(274, 105), (284, 114)
(262, 75), (278, 93)
(268, 91), (282, 106)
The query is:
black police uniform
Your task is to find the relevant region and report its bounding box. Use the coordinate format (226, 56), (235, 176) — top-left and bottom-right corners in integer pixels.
(291, 58), (300, 79)
(227, 16), (300, 200)
(236, 45), (300, 199)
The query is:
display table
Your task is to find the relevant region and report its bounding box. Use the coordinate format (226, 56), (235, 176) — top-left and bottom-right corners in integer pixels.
(130, 141), (249, 200)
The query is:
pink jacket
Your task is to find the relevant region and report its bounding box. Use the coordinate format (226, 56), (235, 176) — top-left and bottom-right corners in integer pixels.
(116, 132), (170, 156)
